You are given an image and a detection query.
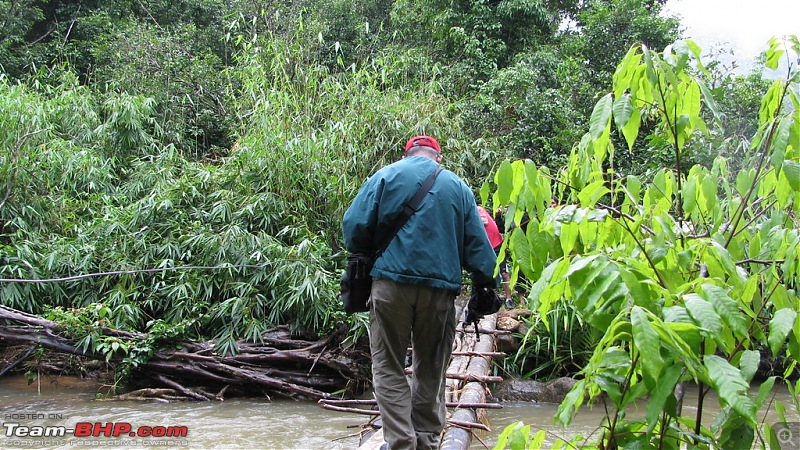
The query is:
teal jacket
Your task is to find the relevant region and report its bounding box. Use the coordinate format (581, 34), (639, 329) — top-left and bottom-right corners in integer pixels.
(342, 156), (498, 292)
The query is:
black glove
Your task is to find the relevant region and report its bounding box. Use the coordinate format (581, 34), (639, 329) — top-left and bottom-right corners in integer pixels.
(464, 286), (501, 341)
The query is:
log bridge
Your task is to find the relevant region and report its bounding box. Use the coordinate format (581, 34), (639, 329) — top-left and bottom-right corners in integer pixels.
(319, 312), (507, 450)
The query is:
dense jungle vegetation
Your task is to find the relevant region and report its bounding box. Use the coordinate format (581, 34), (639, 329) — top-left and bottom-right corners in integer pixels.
(2, 0), (800, 448)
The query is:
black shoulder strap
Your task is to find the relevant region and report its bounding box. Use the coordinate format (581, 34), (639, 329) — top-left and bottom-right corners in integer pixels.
(375, 166), (443, 257)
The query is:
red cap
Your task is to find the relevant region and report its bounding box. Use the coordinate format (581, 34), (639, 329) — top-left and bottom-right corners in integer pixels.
(405, 135), (441, 153)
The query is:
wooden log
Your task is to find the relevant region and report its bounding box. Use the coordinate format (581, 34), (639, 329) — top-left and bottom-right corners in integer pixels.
(440, 313), (498, 450)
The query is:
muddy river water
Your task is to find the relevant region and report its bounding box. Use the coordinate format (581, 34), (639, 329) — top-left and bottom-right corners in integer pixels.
(1, 375), (798, 449)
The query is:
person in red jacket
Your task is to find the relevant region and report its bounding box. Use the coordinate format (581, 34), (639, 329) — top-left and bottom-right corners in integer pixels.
(477, 206), (513, 308)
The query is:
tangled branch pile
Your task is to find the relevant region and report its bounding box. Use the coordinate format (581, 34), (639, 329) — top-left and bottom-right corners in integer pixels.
(0, 305), (371, 401)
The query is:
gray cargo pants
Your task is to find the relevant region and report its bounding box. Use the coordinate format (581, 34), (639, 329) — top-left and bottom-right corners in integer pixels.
(369, 279), (457, 450)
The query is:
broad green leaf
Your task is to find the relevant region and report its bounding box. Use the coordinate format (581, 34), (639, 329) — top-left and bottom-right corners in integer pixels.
(590, 93), (613, 141)
(595, 372), (624, 404)
(782, 160), (800, 191)
(770, 115), (792, 170)
(560, 222), (579, 256)
(612, 92), (640, 151)
(765, 37), (786, 70)
(568, 255), (627, 329)
(632, 306), (665, 387)
(701, 284), (749, 340)
(754, 376), (776, 410)
(613, 93), (634, 131)
(662, 321), (702, 358)
(645, 363), (683, 433)
(735, 168), (756, 197)
(621, 106), (641, 152)
(577, 180), (610, 208)
(623, 175), (642, 205)
(717, 414), (755, 450)
(704, 355), (756, 423)
(509, 422), (532, 449)
(510, 227), (532, 278)
(529, 258), (569, 328)
(494, 160), (514, 205)
(684, 293), (724, 339)
(697, 78), (723, 124)
(682, 175), (698, 215)
(769, 308), (797, 357)
(759, 80), (784, 125)
(556, 379), (586, 426)
(480, 181), (490, 205)
(619, 265), (657, 310)
(700, 175), (718, 213)
(738, 350), (761, 383)
(613, 45), (643, 98)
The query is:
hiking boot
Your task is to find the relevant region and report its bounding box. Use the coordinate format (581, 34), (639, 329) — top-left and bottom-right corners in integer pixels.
(505, 298), (514, 309)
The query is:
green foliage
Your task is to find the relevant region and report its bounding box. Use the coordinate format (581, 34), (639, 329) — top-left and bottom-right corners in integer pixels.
(492, 421), (587, 449)
(490, 36), (800, 448)
(0, 9), (495, 374)
(570, 0), (680, 91)
(391, 0), (560, 95)
(461, 53), (586, 164)
(0, 1), (42, 71)
(227, 26), (470, 243)
(1, 1), (791, 407)
(0, 68), (344, 359)
(503, 297), (600, 380)
(91, 21), (232, 158)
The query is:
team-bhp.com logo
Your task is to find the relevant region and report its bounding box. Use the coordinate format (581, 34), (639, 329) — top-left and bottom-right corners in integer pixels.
(5, 422), (188, 438)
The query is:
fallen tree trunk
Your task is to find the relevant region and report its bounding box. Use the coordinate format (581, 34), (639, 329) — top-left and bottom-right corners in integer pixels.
(441, 313), (499, 450)
(0, 305), (370, 401)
